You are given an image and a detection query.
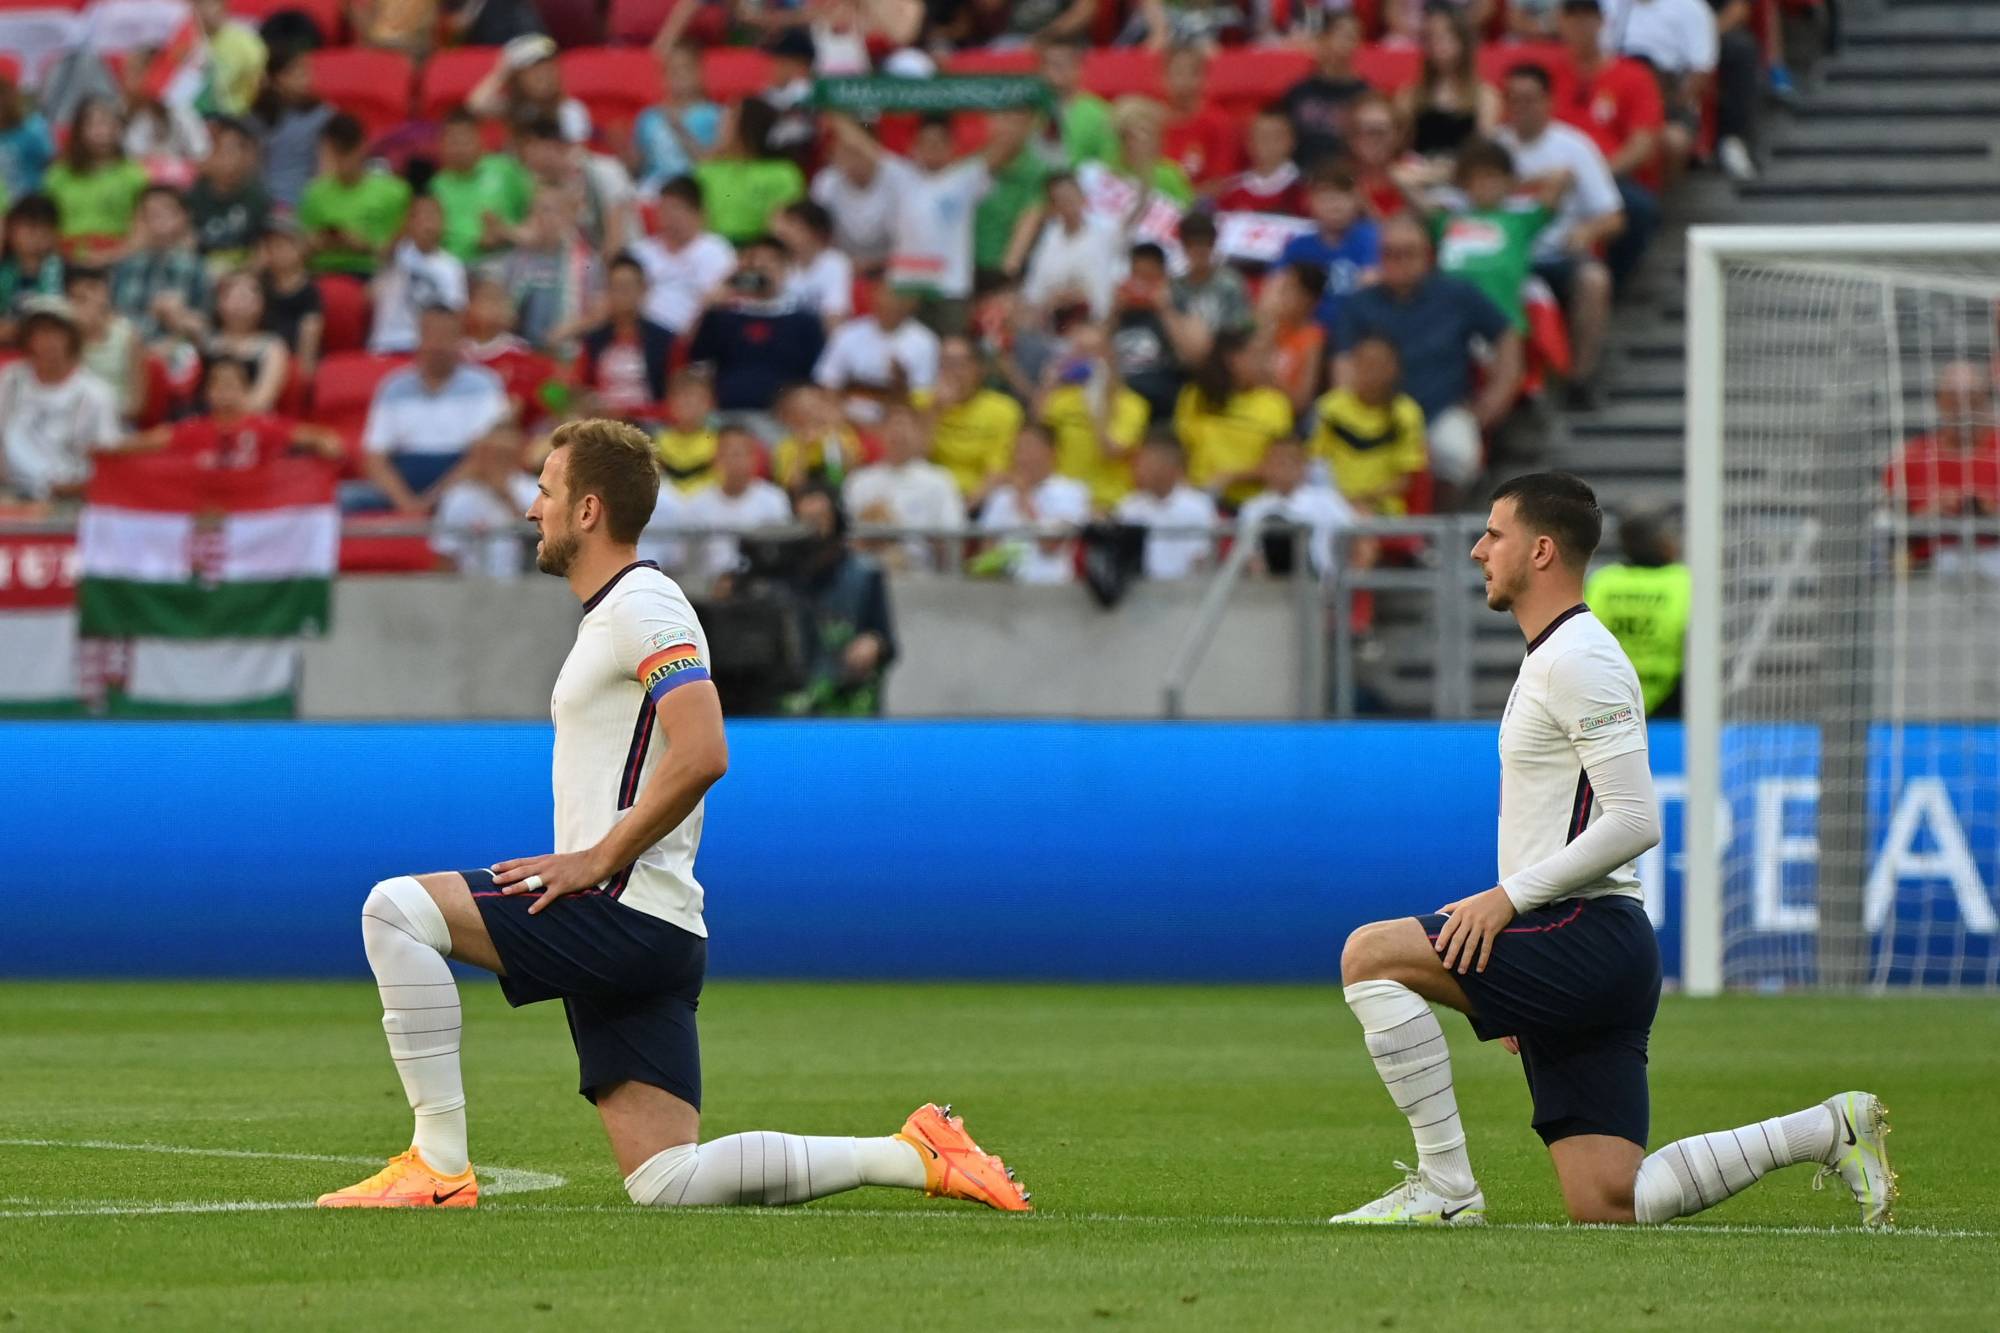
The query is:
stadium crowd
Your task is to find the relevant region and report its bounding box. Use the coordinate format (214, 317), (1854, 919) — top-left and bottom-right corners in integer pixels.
(0, 0), (1800, 594)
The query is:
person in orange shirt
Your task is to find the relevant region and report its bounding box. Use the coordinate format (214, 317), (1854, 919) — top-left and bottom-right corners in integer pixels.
(1256, 262), (1329, 419)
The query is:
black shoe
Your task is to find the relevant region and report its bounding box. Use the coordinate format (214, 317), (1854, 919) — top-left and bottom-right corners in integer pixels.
(1564, 380), (1602, 412)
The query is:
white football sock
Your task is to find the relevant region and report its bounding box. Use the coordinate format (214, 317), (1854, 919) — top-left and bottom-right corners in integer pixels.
(361, 876), (468, 1175)
(624, 1133), (926, 1207)
(1634, 1105), (1837, 1223)
(1343, 979), (1475, 1197)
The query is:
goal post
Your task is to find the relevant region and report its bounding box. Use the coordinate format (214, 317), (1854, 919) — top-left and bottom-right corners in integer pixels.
(1683, 225), (2000, 995)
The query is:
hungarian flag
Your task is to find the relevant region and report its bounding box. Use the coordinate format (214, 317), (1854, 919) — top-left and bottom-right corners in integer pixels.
(0, 532), (84, 717)
(77, 453), (339, 716)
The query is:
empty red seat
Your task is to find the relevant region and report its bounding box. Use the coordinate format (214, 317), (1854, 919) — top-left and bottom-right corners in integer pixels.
(700, 47), (776, 103)
(1352, 45), (1422, 95)
(315, 275), (371, 358)
(1479, 40), (1571, 94)
(418, 46), (499, 122)
(339, 514), (442, 573)
(559, 47), (665, 139)
(228, 0), (341, 42)
(309, 49), (415, 139)
(1207, 46), (1313, 114)
(1081, 48), (1165, 102)
(943, 48), (1039, 77)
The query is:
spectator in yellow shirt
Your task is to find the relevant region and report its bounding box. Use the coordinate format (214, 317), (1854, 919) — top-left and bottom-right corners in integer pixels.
(1173, 329), (1294, 510)
(655, 367), (720, 493)
(773, 383), (866, 494)
(1308, 334), (1428, 515)
(921, 334), (1024, 509)
(195, 0), (267, 118)
(1036, 323), (1151, 512)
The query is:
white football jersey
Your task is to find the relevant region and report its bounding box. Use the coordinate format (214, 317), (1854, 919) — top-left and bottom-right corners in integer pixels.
(1497, 605), (1649, 905)
(550, 561), (713, 935)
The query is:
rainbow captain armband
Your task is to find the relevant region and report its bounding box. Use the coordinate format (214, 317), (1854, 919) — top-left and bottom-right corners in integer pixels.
(637, 633), (710, 701)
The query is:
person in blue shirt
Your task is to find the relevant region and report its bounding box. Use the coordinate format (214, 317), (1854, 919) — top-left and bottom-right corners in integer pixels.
(686, 236), (827, 413)
(1277, 165), (1379, 338)
(0, 72), (54, 201)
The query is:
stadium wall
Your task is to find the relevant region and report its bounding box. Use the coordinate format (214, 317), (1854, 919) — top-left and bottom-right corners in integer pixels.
(4, 721), (1992, 984)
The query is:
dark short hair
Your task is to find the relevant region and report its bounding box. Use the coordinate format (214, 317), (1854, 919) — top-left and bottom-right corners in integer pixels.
(1282, 261), (1328, 302)
(321, 112), (366, 151)
(1307, 163), (1356, 193)
(1506, 63), (1555, 94)
(658, 174), (703, 211)
(1129, 241), (1168, 267)
(62, 264), (108, 291)
(1617, 511), (1676, 567)
(1177, 211), (1217, 245)
(1349, 332), (1401, 366)
(916, 112), (953, 134)
(517, 112), (565, 144)
(5, 193), (58, 229)
(1140, 428), (1184, 461)
(1455, 136), (1517, 180)
(1491, 472), (1603, 570)
(741, 232), (786, 258)
(209, 114), (258, 145)
(138, 183), (187, 213)
(608, 250), (646, 280)
(442, 106), (481, 130)
(782, 199), (833, 241)
(1560, 0), (1603, 15)
(550, 418), (662, 544)
(1044, 170), (1077, 196)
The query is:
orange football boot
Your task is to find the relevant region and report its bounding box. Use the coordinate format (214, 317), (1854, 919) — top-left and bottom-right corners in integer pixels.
(896, 1103), (1031, 1212)
(316, 1149), (479, 1209)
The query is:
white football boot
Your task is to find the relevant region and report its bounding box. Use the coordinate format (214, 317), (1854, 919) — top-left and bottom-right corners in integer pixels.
(1328, 1162), (1485, 1226)
(1815, 1090), (1897, 1229)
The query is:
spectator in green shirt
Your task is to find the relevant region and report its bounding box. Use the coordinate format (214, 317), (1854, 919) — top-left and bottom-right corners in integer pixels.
(41, 100), (148, 257)
(1111, 96), (1196, 207)
(1425, 137), (1568, 332)
(974, 143), (1051, 278)
(1586, 511), (1690, 717)
(1038, 34), (1119, 168)
(430, 109), (533, 263)
(692, 99), (805, 245)
(299, 113), (412, 277)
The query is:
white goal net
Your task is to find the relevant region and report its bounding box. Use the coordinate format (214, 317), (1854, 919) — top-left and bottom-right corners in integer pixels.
(1685, 227), (2000, 993)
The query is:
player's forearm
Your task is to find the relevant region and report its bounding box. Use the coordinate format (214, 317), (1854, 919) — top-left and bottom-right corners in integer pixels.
(589, 741), (727, 878)
(1500, 750), (1662, 913)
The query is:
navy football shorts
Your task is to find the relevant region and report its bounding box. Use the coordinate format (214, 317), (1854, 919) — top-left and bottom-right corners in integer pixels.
(459, 869), (706, 1109)
(1416, 894), (1663, 1148)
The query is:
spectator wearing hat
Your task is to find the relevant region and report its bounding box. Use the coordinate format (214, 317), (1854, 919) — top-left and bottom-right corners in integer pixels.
(0, 298), (122, 502)
(470, 35), (592, 146)
(753, 28), (823, 170)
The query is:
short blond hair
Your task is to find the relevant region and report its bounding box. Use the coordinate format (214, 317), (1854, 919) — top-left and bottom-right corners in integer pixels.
(549, 418), (661, 543)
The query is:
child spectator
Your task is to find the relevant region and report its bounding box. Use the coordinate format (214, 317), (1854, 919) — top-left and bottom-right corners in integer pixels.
(461, 275), (554, 421)
(977, 423), (1091, 584)
(773, 382), (866, 494)
(131, 357), (341, 466)
(1281, 10), (1368, 170)
(113, 186), (211, 350)
(206, 269), (291, 414)
(431, 425), (539, 577)
(482, 187), (600, 355)
(686, 235), (827, 412)
(693, 99), (806, 247)
(1428, 137), (1565, 336)
(1113, 431), (1219, 579)
(0, 298), (122, 501)
(773, 199), (853, 327)
(815, 281), (942, 421)
(1110, 242), (1187, 424)
(66, 265), (144, 421)
(252, 46), (334, 211)
(1037, 321), (1150, 511)
(370, 196), (468, 355)
(1160, 45), (1241, 187)
(1168, 212), (1251, 359)
(186, 116), (271, 272)
(43, 100), (148, 256)
(577, 253), (675, 419)
(430, 109), (533, 264)
(844, 400), (968, 573)
(1255, 263), (1328, 418)
(300, 113), (413, 277)
(630, 175), (736, 337)
(194, 0), (268, 119)
(0, 69), (54, 201)
(0, 195), (64, 333)
(634, 39), (724, 194)
(1308, 334), (1428, 515)
(1174, 327), (1294, 509)
(683, 424), (794, 582)
(256, 219), (322, 380)
(1235, 435), (1358, 576)
(1278, 165), (1381, 336)
(469, 35), (591, 144)
(1015, 171), (1128, 323)
(1213, 109), (1308, 217)
(655, 367), (720, 493)
(923, 334), (1023, 509)
(117, 46), (212, 180)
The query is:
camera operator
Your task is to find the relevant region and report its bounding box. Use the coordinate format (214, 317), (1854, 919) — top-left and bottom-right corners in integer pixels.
(685, 235), (827, 415)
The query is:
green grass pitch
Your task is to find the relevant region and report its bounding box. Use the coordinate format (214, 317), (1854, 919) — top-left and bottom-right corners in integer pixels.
(2, 981), (1995, 1331)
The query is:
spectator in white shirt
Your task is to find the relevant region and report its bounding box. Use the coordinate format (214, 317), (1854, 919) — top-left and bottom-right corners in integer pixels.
(431, 424), (539, 578)
(814, 282), (942, 423)
(1114, 433), (1220, 580)
(629, 175), (737, 336)
(1493, 64), (1624, 404)
(1236, 437), (1358, 576)
(825, 108), (1035, 333)
(979, 423), (1092, 585)
(1016, 171), (1129, 322)
(683, 425), (793, 583)
(843, 400), (967, 572)
(810, 134), (899, 271)
(369, 196), (468, 355)
(360, 305), (513, 513)
(774, 198), (854, 328)
(0, 299), (122, 502)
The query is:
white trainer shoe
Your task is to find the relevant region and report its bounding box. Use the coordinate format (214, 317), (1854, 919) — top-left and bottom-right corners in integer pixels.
(1815, 1091), (1897, 1229)
(1719, 136), (1758, 183)
(1328, 1162), (1485, 1226)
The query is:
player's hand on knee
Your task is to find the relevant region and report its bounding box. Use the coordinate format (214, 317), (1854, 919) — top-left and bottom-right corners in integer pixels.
(491, 850), (610, 914)
(1500, 1035), (1520, 1056)
(1432, 886), (1517, 975)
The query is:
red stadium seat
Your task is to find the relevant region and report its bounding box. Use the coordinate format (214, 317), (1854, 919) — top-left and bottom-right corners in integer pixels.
(339, 514), (442, 573)
(606, 0), (725, 48)
(943, 48), (1039, 77)
(1207, 46), (1313, 114)
(1081, 48), (1165, 101)
(309, 49), (415, 139)
(0, 0), (85, 9)
(314, 275), (371, 358)
(1479, 40), (1570, 92)
(314, 352), (409, 475)
(1352, 44), (1422, 95)
(559, 47), (665, 139)
(700, 48), (776, 104)
(227, 0), (341, 42)
(418, 46), (499, 122)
